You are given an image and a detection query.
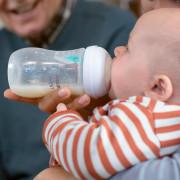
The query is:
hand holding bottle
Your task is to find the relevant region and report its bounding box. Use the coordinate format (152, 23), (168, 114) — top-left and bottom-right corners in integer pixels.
(4, 87), (90, 114)
(6, 45), (111, 116)
(4, 86), (110, 119)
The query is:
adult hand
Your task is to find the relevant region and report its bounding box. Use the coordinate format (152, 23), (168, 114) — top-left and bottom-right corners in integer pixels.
(33, 166), (80, 180)
(4, 87), (90, 114)
(4, 87), (110, 119)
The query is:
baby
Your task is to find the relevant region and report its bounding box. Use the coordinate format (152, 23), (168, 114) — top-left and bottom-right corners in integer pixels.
(43, 8), (180, 180)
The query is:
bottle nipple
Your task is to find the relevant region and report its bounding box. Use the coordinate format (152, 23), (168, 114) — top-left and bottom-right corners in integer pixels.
(83, 46), (112, 99)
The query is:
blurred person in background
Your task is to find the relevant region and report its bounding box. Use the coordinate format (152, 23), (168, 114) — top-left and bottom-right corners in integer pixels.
(0, 0), (136, 179)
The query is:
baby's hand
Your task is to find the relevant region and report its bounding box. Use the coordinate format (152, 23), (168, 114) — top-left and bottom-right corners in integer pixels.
(56, 103), (67, 112)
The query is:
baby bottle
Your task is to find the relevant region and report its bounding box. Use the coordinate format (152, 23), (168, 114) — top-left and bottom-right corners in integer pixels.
(8, 45), (112, 99)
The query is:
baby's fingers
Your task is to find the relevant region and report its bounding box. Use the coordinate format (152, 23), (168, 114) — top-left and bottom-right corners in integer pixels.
(56, 103), (67, 112)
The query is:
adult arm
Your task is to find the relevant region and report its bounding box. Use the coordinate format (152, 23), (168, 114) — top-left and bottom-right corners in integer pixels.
(110, 147), (180, 180)
(32, 148), (180, 180)
(34, 166), (80, 180)
(33, 149), (180, 180)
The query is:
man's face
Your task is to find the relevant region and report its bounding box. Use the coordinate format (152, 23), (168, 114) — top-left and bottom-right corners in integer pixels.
(0, 0), (62, 38)
(141, 0), (180, 12)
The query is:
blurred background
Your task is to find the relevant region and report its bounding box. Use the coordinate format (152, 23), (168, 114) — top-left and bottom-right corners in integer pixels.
(102, 0), (142, 17)
(0, 19), (3, 29)
(0, 0), (142, 29)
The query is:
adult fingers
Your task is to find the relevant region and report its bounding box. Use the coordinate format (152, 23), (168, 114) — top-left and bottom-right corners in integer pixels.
(66, 94), (90, 111)
(4, 88), (91, 114)
(38, 87), (72, 114)
(4, 89), (40, 105)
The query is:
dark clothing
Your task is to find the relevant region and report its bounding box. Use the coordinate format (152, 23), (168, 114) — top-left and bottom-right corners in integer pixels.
(0, 0), (136, 179)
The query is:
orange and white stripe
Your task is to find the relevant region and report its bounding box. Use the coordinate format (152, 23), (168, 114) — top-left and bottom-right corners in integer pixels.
(43, 96), (180, 180)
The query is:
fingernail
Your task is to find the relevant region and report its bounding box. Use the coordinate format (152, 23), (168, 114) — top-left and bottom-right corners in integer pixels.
(78, 95), (88, 104)
(58, 88), (67, 97)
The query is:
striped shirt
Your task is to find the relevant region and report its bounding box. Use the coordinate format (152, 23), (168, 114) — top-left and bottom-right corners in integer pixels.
(43, 96), (180, 180)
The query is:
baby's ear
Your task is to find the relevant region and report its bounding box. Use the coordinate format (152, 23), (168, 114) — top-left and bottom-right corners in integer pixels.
(144, 75), (173, 101)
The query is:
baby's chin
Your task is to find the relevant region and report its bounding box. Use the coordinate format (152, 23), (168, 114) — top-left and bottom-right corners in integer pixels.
(108, 88), (116, 100)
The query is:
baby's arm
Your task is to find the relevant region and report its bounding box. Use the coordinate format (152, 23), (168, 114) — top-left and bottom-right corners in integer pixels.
(43, 98), (163, 179)
(56, 103), (68, 112)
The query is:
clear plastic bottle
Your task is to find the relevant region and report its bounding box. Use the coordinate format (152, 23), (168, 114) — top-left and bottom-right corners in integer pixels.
(8, 45), (112, 99)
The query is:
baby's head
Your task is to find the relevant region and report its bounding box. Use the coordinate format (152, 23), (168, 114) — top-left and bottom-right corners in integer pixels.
(141, 0), (180, 12)
(109, 8), (180, 104)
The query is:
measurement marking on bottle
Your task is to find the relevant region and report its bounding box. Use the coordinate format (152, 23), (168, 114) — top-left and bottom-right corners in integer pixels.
(49, 76), (54, 89)
(55, 74), (60, 88)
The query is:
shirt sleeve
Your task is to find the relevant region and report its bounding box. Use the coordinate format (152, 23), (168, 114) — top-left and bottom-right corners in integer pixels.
(42, 101), (161, 180)
(109, 147), (180, 180)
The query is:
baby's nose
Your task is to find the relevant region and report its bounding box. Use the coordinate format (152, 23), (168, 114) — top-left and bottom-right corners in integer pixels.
(114, 46), (125, 56)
